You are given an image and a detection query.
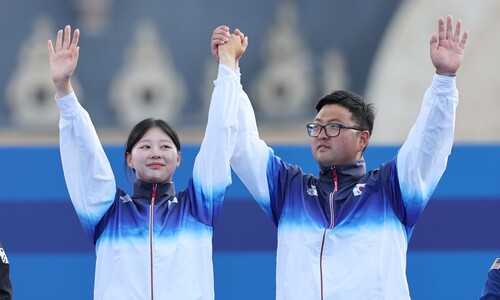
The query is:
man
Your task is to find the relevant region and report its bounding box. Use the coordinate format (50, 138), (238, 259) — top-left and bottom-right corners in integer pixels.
(211, 15), (468, 299)
(0, 242), (12, 300)
(481, 257), (500, 300)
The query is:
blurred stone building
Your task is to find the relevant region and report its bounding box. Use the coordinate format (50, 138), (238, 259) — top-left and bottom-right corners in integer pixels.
(0, 0), (495, 144)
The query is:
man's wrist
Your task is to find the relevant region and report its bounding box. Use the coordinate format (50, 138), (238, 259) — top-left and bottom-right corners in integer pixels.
(435, 70), (456, 77)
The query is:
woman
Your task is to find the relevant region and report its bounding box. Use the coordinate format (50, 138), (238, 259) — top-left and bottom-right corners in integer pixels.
(48, 25), (246, 299)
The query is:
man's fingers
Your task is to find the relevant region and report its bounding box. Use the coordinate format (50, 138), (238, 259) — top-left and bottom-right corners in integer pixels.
(213, 31), (229, 41)
(453, 19), (462, 43)
(429, 33), (438, 50)
(212, 35), (228, 42)
(211, 38), (226, 50)
(213, 27), (230, 38)
(445, 15), (453, 40)
(459, 30), (468, 49)
(437, 17), (445, 44)
(216, 25), (229, 32)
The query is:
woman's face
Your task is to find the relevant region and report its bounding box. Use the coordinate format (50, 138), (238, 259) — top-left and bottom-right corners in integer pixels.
(126, 127), (181, 183)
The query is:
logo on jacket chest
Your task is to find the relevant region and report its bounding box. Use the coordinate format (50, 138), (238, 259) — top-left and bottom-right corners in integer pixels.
(352, 183), (366, 196)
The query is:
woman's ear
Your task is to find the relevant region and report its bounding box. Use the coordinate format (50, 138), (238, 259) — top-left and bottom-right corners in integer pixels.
(126, 152), (134, 169)
(177, 151), (182, 167)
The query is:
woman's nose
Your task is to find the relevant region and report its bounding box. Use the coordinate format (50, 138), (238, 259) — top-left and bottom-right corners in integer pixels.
(150, 146), (161, 158)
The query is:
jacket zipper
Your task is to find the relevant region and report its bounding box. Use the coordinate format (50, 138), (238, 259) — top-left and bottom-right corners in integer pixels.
(320, 167), (338, 300)
(149, 183), (157, 300)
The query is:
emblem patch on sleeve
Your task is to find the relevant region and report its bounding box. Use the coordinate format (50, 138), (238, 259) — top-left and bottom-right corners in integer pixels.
(120, 194), (132, 203)
(306, 185), (318, 196)
(352, 183), (366, 196)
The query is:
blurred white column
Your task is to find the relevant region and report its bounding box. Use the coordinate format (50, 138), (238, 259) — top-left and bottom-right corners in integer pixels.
(6, 16), (83, 129)
(251, 1), (314, 119)
(366, 0), (500, 143)
(109, 21), (186, 128)
(74, 0), (114, 35)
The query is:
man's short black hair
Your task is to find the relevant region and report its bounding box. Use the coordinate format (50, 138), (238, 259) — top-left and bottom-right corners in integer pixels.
(315, 90), (375, 136)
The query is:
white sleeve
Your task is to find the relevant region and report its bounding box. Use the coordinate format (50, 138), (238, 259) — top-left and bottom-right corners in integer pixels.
(57, 92), (116, 236)
(191, 65), (239, 223)
(230, 70), (272, 206)
(396, 74), (458, 226)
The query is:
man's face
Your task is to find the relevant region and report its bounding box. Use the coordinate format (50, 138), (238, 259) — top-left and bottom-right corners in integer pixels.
(310, 104), (368, 168)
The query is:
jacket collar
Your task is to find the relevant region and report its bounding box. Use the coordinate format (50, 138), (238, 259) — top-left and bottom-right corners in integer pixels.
(316, 158), (367, 223)
(318, 157), (366, 183)
(132, 179), (176, 201)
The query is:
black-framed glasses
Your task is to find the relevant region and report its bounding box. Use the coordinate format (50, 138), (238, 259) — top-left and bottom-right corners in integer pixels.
(306, 123), (364, 137)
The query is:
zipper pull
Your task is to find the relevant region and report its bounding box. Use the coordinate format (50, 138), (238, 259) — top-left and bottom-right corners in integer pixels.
(151, 183), (157, 205)
(329, 166), (338, 229)
(149, 183), (157, 300)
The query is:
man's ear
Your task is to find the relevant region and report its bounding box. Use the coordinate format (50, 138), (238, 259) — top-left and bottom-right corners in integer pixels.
(358, 131), (370, 152)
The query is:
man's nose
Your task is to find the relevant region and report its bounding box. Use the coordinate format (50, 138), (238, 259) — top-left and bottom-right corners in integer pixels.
(317, 126), (329, 139)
